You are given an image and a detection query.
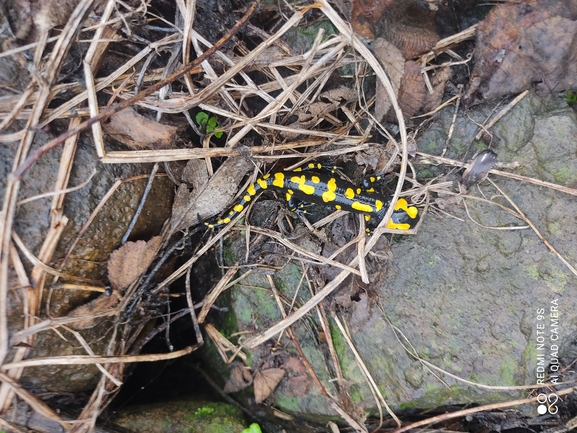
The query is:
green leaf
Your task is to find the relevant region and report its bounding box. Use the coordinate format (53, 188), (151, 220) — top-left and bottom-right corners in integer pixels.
(195, 111), (209, 125)
(241, 423), (262, 433)
(208, 116), (218, 127)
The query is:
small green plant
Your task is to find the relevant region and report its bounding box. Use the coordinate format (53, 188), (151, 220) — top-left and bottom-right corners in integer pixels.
(194, 406), (215, 418)
(241, 423), (262, 433)
(566, 90), (577, 103)
(196, 111), (223, 138)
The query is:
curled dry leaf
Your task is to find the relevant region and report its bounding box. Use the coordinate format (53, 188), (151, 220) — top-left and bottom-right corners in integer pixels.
(253, 368), (285, 404)
(108, 236), (163, 291)
(103, 107), (179, 150)
(464, 0), (577, 104)
(223, 362), (253, 394)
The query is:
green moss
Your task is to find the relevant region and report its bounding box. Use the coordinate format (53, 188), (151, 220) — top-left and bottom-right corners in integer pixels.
(499, 356), (519, 386)
(115, 401), (245, 433)
(401, 385), (516, 409)
(193, 406), (215, 419)
(526, 264), (540, 279)
(274, 395), (300, 412)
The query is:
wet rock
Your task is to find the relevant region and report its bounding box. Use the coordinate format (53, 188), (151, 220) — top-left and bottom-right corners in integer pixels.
(199, 93), (577, 420)
(2, 124), (174, 392)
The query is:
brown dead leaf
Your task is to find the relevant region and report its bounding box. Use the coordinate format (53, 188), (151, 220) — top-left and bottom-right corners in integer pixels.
(108, 237), (162, 290)
(66, 292), (120, 330)
(464, 0), (577, 104)
(223, 363), (253, 393)
(181, 159), (209, 191)
(34, 0), (85, 32)
(321, 86), (358, 103)
(254, 368), (285, 404)
(352, 0), (439, 57)
(394, 61), (427, 119)
(103, 107), (178, 150)
(373, 38), (405, 121)
(169, 157), (252, 234)
(422, 66), (451, 114)
(377, 56), (449, 122)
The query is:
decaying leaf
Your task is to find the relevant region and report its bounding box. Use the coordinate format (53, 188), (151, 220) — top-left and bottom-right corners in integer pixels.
(373, 35), (449, 121)
(66, 292), (120, 330)
(321, 86), (358, 104)
(464, 0), (577, 104)
(253, 368), (285, 404)
(181, 159), (209, 191)
(108, 237), (162, 290)
(352, 0), (439, 57)
(103, 107), (179, 149)
(168, 157), (252, 234)
(373, 38), (405, 121)
(223, 363), (253, 394)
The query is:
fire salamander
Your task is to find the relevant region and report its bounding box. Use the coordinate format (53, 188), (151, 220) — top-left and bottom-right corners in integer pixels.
(205, 163), (419, 233)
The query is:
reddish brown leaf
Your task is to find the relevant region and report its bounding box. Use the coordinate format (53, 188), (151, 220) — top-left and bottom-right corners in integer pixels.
(373, 38), (404, 121)
(253, 368), (285, 403)
(103, 107), (179, 150)
(465, 0), (577, 104)
(108, 237), (162, 290)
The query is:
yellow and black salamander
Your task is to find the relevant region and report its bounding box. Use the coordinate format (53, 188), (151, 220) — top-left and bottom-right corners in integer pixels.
(205, 163), (419, 233)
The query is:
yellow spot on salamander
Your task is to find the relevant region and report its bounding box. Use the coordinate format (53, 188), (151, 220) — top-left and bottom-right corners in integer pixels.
(356, 188), (361, 194)
(407, 206), (419, 219)
(291, 175), (315, 195)
(257, 178), (268, 189)
(387, 220), (411, 230)
(234, 204), (244, 213)
(311, 175), (320, 183)
(345, 188), (355, 199)
(247, 184), (257, 196)
(322, 177), (337, 202)
(335, 204), (341, 210)
(273, 172), (285, 188)
(366, 187), (375, 193)
(375, 200), (383, 211)
(263, 173), (270, 179)
(394, 198), (408, 210)
(364, 214), (371, 221)
(223, 217), (231, 224)
(351, 201), (373, 213)
(243, 195), (251, 202)
(285, 192), (292, 201)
